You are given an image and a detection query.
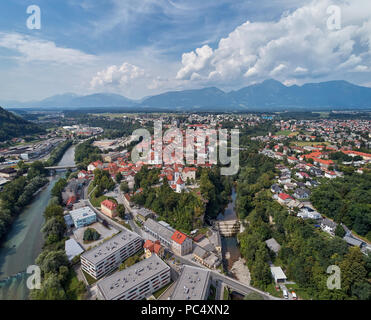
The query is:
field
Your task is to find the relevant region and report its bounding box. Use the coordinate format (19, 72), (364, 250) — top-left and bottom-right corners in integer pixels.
(276, 130), (299, 136)
(290, 141), (331, 147)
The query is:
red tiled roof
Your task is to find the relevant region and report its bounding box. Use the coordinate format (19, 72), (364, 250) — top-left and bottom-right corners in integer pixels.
(278, 193), (293, 201)
(101, 199), (117, 211)
(171, 230), (188, 244)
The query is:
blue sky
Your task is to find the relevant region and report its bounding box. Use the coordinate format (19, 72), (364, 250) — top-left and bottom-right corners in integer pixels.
(0, 0), (370, 101)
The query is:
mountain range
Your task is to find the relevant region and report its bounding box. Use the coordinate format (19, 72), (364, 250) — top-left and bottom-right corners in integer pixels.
(2, 80), (371, 111)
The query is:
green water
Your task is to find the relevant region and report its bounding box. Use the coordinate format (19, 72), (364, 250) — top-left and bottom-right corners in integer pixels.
(0, 146), (75, 300)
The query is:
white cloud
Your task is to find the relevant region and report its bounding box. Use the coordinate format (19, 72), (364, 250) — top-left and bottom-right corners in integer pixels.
(353, 65), (368, 72)
(176, 45), (213, 80)
(90, 62), (147, 90)
(270, 64), (287, 76)
(175, 0), (371, 86)
(0, 32), (96, 65)
(294, 66), (308, 73)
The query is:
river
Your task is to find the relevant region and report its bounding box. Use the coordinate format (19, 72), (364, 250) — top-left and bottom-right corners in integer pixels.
(218, 189), (242, 273)
(0, 145), (76, 300)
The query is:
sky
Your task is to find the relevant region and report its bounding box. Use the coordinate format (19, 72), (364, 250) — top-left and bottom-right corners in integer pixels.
(0, 0), (370, 101)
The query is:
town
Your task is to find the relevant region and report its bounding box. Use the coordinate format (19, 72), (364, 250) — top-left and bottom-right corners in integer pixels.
(1, 109), (370, 301)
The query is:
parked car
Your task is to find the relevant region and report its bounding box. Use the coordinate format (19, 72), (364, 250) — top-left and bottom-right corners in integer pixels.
(283, 289), (289, 299)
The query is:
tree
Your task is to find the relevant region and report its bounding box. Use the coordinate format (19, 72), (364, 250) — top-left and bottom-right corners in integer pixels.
(117, 204), (126, 219)
(36, 250), (69, 275)
(27, 160), (46, 180)
(115, 172), (123, 183)
(120, 181), (129, 193)
(83, 228), (101, 241)
(335, 225), (346, 238)
(41, 217), (66, 243)
(30, 273), (67, 300)
(339, 247), (367, 294)
(44, 204), (64, 220)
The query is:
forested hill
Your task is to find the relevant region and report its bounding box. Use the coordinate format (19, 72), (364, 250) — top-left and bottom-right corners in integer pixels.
(0, 107), (45, 141)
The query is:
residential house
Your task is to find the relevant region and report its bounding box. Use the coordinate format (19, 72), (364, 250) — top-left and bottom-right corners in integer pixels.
(101, 199), (118, 218)
(293, 188), (311, 199)
(321, 218), (337, 235)
(143, 239), (165, 258)
(171, 230), (193, 256)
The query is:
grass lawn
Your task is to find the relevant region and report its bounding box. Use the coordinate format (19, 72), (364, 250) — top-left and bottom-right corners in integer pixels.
(265, 283), (283, 298)
(65, 269), (86, 300)
(153, 281), (173, 299)
(82, 270), (98, 286)
(223, 287), (230, 300)
(244, 292), (265, 300)
(116, 219), (132, 231)
(285, 283), (312, 300)
(290, 141), (331, 147)
(276, 130), (298, 136)
(90, 194), (117, 208)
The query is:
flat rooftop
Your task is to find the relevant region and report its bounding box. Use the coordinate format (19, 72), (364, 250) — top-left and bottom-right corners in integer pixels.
(97, 255), (169, 300)
(70, 206), (96, 221)
(270, 266), (287, 280)
(144, 218), (174, 242)
(81, 229), (142, 264)
(171, 265), (210, 300)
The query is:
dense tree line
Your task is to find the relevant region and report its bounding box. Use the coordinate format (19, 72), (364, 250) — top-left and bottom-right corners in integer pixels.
(66, 114), (143, 139)
(132, 177), (205, 233)
(51, 178), (68, 205)
(44, 139), (73, 166)
(236, 152), (276, 219)
(311, 172), (371, 240)
(199, 167), (232, 219)
(238, 189), (371, 299)
(91, 169), (115, 197)
(0, 175), (48, 242)
(74, 139), (102, 169)
(30, 201), (86, 300)
(0, 107), (45, 142)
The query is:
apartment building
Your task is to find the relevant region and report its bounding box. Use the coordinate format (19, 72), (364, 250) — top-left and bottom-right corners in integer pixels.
(171, 265), (210, 300)
(97, 254), (170, 300)
(69, 206), (97, 229)
(81, 230), (142, 279)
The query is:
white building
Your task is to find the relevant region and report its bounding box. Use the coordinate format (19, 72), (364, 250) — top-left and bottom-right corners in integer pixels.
(97, 255), (170, 300)
(69, 206), (97, 229)
(270, 266), (287, 283)
(81, 231), (142, 279)
(171, 265), (210, 300)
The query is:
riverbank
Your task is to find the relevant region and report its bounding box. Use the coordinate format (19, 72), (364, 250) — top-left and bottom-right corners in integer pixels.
(0, 145), (76, 300)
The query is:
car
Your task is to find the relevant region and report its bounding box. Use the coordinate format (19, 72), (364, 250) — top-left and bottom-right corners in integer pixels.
(283, 289), (289, 299)
(292, 291), (297, 300)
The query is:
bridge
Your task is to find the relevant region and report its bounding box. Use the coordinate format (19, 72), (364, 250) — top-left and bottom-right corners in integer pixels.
(216, 219), (241, 237)
(44, 165), (77, 170)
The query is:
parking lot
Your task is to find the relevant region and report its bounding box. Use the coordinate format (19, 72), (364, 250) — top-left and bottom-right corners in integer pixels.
(73, 221), (119, 250)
